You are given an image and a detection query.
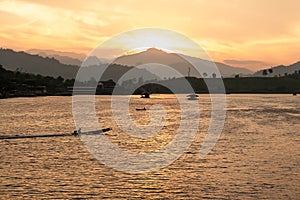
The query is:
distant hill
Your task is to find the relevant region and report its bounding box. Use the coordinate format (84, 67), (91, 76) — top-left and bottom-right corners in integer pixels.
(3, 48), (253, 82)
(26, 49), (83, 66)
(114, 48), (253, 78)
(0, 48), (79, 79)
(253, 61), (300, 77)
(26, 49), (86, 60)
(26, 48), (111, 66)
(0, 48), (157, 82)
(81, 56), (112, 67)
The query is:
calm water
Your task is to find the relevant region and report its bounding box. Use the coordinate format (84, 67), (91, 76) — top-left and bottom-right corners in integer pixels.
(0, 94), (299, 199)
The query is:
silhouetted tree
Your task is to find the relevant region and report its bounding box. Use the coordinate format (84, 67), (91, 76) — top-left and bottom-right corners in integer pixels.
(56, 76), (64, 82)
(262, 69), (268, 76)
(267, 68), (273, 77)
(64, 79), (75, 87)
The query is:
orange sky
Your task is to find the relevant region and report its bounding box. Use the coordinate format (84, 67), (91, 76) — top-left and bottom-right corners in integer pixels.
(0, 0), (300, 71)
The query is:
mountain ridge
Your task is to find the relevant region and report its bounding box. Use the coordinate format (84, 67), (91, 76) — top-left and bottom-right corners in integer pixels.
(114, 48), (253, 77)
(0, 48), (158, 82)
(3, 47), (300, 80)
(26, 49), (86, 60)
(0, 48), (79, 79)
(253, 61), (300, 77)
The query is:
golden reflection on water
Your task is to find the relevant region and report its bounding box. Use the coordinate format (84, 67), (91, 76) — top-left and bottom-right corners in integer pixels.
(0, 94), (299, 199)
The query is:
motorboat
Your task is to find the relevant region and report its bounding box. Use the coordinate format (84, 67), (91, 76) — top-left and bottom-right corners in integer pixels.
(187, 93), (199, 100)
(136, 107), (146, 111)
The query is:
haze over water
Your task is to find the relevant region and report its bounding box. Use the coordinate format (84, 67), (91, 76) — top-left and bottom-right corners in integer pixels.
(0, 94), (299, 199)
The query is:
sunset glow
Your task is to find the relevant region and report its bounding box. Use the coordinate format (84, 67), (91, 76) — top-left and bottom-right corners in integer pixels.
(1, 0), (300, 70)
(89, 28), (208, 60)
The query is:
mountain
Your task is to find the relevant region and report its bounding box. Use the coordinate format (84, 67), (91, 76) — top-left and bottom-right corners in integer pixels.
(0, 48), (79, 79)
(81, 56), (112, 67)
(85, 63), (158, 83)
(24, 48), (252, 78)
(0, 48), (157, 82)
(26, 49), (112, 67)
(114, 48), (253, 78)
(0, 47), (254, 84)
(253, 61), (300, 77)
(26, 49), (84, 66)
(26, 49), (86, 60)
(45, 54), (82, 66)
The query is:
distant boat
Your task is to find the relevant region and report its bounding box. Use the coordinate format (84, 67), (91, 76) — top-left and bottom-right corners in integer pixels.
(187, 93), (199, 100)
(141, 92), (150, 98)
(136, 107), (146, 111)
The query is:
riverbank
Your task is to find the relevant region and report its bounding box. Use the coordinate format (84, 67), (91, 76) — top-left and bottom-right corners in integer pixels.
(1, 64), (299, 99)
(1, 91), (298, 100)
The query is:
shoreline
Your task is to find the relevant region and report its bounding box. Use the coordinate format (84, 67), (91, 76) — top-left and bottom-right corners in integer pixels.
(0, 92), (297, 99)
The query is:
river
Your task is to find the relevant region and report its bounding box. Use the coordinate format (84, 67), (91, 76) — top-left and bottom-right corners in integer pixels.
(0, 94), (299, 199)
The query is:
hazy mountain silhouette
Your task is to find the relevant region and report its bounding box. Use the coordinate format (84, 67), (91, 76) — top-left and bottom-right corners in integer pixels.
(26, 49), (113, 67)
(26, 49), (86, 60)
(81, 63), (158, 83)
(26, 49), (83, 66)
(253, 61), (300, 77)
(28, 48), (252, 77)
(81, 56), (112, 67)
(10, 47), (300, 83)
(0, 48), (157, 82)
(114, 48), (253, 77)
(0, 48), (79, 79)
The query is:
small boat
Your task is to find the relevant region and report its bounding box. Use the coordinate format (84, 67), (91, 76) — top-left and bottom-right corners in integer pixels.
(0, 128), (112, 140)
(141, 92), (150, 98)
(187, 93), (199, 100)
(136, 107), (146, 111)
